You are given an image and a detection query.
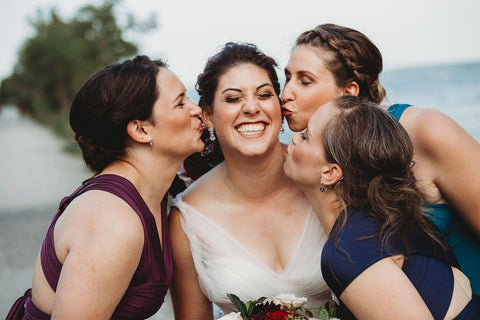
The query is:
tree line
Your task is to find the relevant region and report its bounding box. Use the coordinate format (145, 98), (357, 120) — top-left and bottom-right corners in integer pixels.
(0, 0), (156, 138)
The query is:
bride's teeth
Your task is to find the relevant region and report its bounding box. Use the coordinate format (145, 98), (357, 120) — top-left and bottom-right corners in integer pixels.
(237, 123), (265, 136)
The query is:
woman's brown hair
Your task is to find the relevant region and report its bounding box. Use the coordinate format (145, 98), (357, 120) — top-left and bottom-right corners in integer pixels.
(323, 95), (444, 252)
(70, 55), (166, 173)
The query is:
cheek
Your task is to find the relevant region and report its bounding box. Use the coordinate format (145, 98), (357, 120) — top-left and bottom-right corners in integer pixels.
(291, 146), (309, 166)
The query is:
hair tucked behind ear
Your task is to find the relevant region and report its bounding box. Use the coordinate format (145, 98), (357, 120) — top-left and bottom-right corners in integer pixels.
(296, 24), (386, 104)
(323, 96), (445, 252)
(70, 55), (166, 173)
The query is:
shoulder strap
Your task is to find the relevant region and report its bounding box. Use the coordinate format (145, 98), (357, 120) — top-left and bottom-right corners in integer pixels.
(40, 174), (164, 290)
(387, 104), (411, 121)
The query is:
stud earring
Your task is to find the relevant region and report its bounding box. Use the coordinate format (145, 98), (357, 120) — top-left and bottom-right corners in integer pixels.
(208, 126), (216, 141)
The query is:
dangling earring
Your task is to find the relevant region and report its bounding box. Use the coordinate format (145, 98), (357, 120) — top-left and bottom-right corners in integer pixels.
(208, 126), (216, 141)
(320, 185), (325, 192)
(280, 125), (285, 134)
(149, 139), (153, 150)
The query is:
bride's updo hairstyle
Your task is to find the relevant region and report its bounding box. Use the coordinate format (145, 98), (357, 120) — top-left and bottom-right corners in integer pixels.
(69, 55), (166, 173)
(296, 24), (386, 104)
(183, 42), (281, 180)
(323, 95), (444, 252)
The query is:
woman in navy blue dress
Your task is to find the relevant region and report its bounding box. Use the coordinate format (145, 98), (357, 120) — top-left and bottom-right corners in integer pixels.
(283, 95), (479, 319)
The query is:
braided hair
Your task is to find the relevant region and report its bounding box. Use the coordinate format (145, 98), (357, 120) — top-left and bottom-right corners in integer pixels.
(295, 24), (386, 104)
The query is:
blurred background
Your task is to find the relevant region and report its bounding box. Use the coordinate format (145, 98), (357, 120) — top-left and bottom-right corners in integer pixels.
(1, 0), (479, 318)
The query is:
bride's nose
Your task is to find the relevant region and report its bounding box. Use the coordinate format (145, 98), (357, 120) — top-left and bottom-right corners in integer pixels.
(242, 98), (260, 115)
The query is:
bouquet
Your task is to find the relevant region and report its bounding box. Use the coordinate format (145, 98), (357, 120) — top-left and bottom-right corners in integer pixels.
(219, 293), (339, 320)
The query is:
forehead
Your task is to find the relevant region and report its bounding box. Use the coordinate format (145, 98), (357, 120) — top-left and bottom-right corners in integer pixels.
(288, 45), (332, 71)
(157, 67), (184, 92)
(310, 102), (340, 133)
(217, 63), (271, 89)
(289, 45), (323, 65)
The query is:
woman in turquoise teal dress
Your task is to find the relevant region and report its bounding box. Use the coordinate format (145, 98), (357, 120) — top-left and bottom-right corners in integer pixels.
(280, 23), (480, 293)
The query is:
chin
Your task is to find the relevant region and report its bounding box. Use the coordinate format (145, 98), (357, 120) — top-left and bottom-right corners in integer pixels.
(285, 119), (303, 132)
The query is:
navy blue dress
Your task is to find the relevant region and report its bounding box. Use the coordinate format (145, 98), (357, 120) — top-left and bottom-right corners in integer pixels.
(321, 208), (480, 319)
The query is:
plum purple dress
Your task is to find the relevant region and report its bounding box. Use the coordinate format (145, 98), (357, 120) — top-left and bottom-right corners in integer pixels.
(6, 174), (172, 320)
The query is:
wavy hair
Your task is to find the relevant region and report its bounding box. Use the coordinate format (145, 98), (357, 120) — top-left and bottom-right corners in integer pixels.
(323, 96), (444, 252)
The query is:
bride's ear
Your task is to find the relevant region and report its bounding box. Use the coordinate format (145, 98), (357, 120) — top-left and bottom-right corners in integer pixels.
(321, 164), (344, 186)
(202, 109), (214, 129)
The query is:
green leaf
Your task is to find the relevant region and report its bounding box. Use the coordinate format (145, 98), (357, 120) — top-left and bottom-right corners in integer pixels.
(328, 303), (337, 318)
(256, 297), (267, 304)
(317, 305), (330, 320)
(245, 301), (254, 317)
(227, 293), (247, 316)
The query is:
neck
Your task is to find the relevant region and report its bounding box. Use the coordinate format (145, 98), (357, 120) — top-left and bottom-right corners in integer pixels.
(102, 149), (183, 216)
(302, 187), (341, 235)
(221, 142), (293, 200)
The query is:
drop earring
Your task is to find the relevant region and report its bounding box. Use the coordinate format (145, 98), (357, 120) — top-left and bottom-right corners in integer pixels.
(208, 126), (216, 141)
(149, 139), (153, 150)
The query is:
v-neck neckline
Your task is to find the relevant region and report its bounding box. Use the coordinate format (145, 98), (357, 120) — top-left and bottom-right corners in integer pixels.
(179, 197), (313, 276)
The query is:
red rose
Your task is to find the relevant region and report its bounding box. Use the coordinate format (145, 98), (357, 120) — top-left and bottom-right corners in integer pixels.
(264, 310), (291, 320)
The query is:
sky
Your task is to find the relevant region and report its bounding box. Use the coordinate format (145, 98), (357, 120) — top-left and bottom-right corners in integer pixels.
(1, 0), (480, 88)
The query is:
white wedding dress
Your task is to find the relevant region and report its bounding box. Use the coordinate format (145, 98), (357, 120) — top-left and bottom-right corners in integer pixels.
(171, 195), (331, 314)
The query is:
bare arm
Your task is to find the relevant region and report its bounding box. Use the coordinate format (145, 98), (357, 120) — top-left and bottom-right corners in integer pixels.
(51, 192), (144, 319)
(168, 207), (213, 320)
(340, 257), (433, 320)
(411, 108), (480, 235)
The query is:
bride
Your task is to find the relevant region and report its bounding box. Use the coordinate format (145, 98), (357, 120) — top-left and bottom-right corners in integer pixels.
(168, 42), (330, 319)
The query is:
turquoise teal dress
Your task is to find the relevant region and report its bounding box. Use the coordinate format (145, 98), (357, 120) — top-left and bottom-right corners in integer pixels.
(388, 104), (480, 294)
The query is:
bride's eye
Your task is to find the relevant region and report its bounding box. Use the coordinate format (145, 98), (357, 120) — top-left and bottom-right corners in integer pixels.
(258, 92), (274, 99)
(226, 96), (240, 103)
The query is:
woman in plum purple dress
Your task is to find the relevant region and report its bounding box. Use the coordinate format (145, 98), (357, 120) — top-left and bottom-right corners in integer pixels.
(6, 55), (205, 319)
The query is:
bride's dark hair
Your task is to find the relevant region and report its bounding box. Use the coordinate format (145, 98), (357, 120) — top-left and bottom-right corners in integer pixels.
(181, 42), (281, 181)
(324, 95), (445, 252)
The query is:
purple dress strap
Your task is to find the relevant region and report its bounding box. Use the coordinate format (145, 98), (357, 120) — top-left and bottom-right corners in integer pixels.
(6, 174), (172, 320)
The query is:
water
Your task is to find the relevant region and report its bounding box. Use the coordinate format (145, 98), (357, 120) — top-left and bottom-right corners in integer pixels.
(381, 61), (480, 142)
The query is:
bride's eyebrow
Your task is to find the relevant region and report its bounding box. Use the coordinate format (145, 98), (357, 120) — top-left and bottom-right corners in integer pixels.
(221, 88), (242, 94)
(256, 83), (272, 90)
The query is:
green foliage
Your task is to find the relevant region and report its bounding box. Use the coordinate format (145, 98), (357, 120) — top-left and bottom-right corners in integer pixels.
(317, 301), (337, 320)
(317, 305), (330, 320)
(0, 0), (156, 148)
(227, 293), (267, 320)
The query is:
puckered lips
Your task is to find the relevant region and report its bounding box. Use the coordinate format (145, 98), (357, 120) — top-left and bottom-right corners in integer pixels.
(281, 105), (293, 117)
(193, 118), (204, 134)
(235, 121), (267, 137)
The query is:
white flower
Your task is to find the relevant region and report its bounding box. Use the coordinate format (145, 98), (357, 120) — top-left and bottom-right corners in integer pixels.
(218, 312), (242, 320)
(272, 293), (308, 308)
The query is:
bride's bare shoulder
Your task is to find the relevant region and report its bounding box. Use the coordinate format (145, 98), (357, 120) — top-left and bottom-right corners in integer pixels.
(181, 163), (225, 206)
